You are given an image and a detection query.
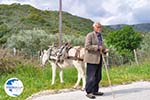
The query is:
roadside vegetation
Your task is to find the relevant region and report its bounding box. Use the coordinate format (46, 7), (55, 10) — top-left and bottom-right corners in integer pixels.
(0, 55), (150, 100)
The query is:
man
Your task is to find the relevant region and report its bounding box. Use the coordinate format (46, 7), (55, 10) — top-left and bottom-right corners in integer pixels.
(84, 22), (109, 99)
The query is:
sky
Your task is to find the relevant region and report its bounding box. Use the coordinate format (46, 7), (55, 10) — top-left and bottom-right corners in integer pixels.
(0, 0), (150, 25)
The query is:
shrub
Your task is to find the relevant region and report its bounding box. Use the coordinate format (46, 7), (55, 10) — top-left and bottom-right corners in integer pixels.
(0, 49), (16, 74)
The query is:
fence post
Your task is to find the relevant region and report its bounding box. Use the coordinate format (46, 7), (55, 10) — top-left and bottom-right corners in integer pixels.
(13, 48), (16, 56)
(134, 49), (139, 65)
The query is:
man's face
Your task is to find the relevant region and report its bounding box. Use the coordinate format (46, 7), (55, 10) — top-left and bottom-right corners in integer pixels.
(94, 24), (102, 33)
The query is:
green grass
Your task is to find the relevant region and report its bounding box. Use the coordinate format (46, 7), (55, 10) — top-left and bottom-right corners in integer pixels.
(0, 64), (78, 100)
(0, 62), (150, 100)
(102, 62), (150, 86)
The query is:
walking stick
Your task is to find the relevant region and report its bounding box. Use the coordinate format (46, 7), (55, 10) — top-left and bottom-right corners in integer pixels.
(102, 52), (115, 98)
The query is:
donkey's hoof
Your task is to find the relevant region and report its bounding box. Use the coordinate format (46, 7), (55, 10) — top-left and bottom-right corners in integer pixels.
(60, 81), (64, 84)
(51, 83), (54, 85)
(81, 88), (85, 91)
(73, 86), (81, 90)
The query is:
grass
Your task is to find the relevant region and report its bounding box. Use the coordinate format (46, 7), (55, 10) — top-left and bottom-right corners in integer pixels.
(0, 62), (150, 100)
(102, 62), (150, 86)
(0, 64), (78, 100)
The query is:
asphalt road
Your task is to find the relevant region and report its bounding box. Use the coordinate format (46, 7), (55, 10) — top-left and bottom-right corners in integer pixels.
(27, 81), (150, 100)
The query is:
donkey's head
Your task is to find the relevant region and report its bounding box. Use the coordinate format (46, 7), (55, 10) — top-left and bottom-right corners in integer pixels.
(41, 45), (58, 67)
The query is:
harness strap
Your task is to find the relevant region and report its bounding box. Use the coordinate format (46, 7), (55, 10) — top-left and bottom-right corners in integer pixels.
(67, 56), (83, 61)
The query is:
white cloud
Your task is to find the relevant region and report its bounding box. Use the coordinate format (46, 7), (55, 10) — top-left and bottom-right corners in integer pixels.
(0, 0), (150, 25)
(63, 0), (87, 17)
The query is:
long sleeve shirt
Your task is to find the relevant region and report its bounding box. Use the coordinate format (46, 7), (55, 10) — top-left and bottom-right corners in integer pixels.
(96, 32), (103, 46)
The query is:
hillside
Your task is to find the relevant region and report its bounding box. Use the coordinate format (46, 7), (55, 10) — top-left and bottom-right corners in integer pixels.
(1, 3), (150, 35)
(0, 3), (150, 48)
(132, 23), (150, 32)
(0, 3), (99, 47)
(106, 23), (150, 33)
(0, 3), (94, 36)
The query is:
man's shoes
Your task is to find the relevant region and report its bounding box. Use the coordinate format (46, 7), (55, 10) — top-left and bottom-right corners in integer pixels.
(93, 92), (104, 96)
(86, 93), (96, 99)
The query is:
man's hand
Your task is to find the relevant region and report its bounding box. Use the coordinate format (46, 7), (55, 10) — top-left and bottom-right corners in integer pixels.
(104, 49), (109, 53)
(102, 48), (109, 54)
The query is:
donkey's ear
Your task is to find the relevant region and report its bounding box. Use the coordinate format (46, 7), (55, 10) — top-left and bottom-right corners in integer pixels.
(52, 43), (54, 47)
(64, 42), (68, 46)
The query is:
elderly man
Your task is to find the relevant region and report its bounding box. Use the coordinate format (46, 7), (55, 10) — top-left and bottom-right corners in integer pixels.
(84, 22), (109, 99)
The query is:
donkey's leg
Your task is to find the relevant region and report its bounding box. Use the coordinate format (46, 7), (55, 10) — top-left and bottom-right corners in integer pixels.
(81, 62), (86, 90)
(74, 61), (86, 90)
(74, 70), (81, 88)
(73, 61), (82, 89)
(57, 63), (64, 83)
(51, 62), (57, 85)
(59, 69), (64, 83)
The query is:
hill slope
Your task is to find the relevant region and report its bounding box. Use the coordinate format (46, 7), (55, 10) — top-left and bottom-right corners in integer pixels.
(0, 3), (93, 36)
(0, 3), (150, 47)
(106, 23), (150, 32)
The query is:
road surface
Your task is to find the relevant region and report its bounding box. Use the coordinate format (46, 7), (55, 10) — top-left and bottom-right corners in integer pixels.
(27, 81), (150, 100)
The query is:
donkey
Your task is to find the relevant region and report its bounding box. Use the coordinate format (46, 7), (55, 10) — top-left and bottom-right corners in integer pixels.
(41, 43), (86, 90)
(41, 45), (64, 84)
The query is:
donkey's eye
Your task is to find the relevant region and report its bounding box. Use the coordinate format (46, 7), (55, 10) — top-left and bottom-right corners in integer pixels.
(59, 54), (62, 56)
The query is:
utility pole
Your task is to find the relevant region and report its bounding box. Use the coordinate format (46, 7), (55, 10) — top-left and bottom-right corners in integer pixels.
(59, 0), (62, 47)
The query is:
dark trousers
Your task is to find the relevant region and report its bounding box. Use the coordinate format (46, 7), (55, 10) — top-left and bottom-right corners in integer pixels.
(85, 56), (102, 94)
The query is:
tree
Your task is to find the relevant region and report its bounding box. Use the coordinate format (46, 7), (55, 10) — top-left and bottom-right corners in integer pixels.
(0, 24), (9, 45)
(140, 32), (150, 58)
(106, 26), (142, 63)
(6, 29), (57, 57)
(0, 24), (9, 38)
